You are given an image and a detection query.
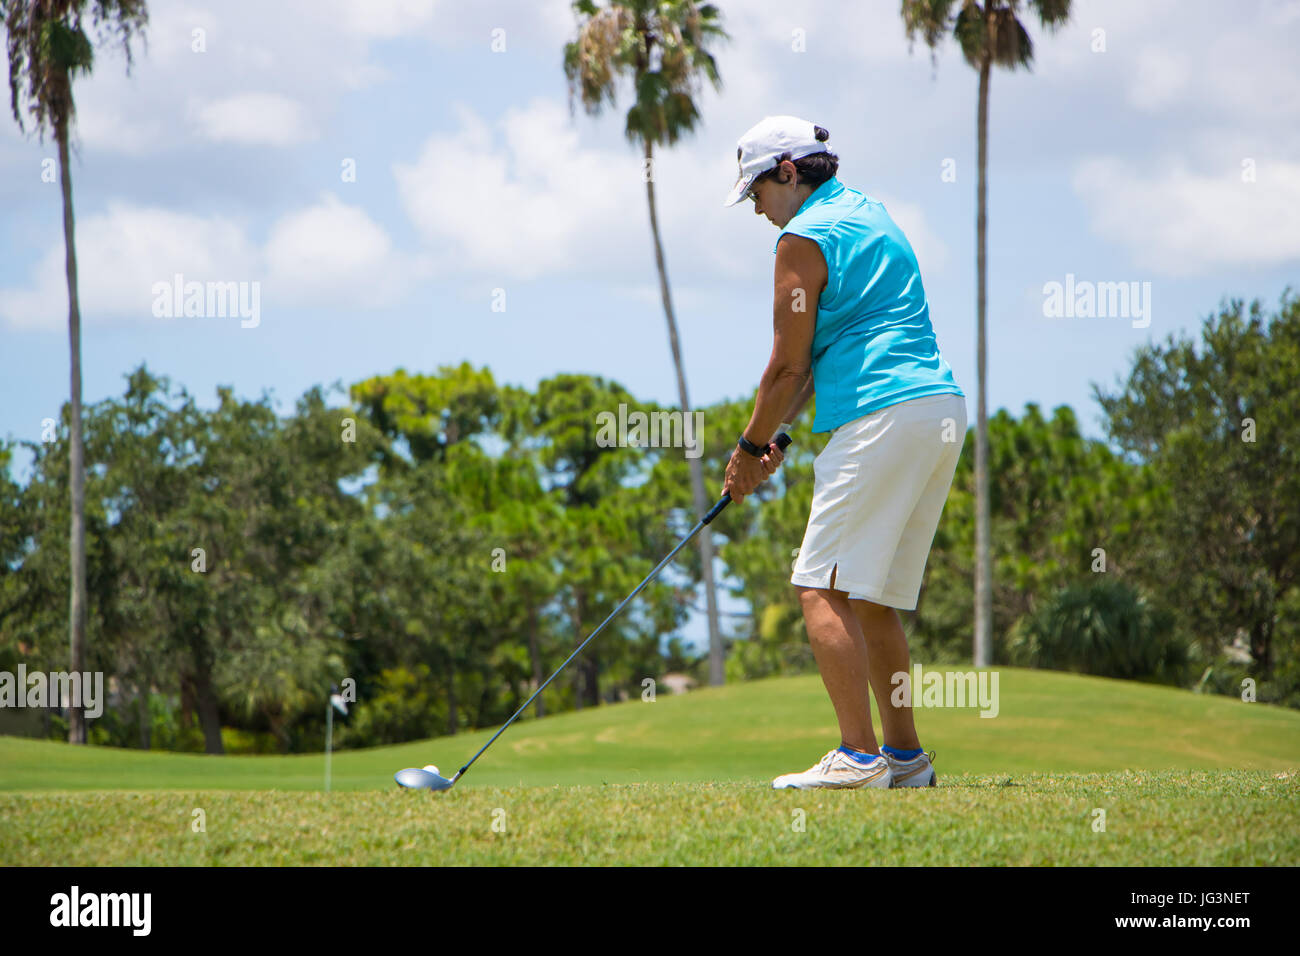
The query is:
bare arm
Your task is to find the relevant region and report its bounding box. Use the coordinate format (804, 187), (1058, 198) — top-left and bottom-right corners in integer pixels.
(780, 368), (815, 426)
(722, 233), (826, 502)
(741, 233), (826, 445)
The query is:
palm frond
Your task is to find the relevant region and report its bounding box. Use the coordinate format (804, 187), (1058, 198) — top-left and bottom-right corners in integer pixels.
(2, 0), (147, 138)
(952, 3), (985, 69)
(902, 0), (962, 50)
(566, 0), (727, 148)
(563, 5), (634, 118)
(1030, 0), (1072, 30)
(988, 8), (1033, 70)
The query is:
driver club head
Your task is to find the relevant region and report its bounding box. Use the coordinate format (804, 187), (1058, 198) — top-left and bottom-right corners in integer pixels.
(394, 766), (456, 791)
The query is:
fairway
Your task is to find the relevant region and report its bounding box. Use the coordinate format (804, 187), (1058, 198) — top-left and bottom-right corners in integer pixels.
(2, 773), (1296, 866)
(2, 670), (1298, 865)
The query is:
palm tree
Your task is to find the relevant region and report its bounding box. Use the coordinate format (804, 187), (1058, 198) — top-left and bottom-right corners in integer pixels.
(901, 0), (1070, 667)
(3, 0), (148, 742)
(564, 0), (730, 684)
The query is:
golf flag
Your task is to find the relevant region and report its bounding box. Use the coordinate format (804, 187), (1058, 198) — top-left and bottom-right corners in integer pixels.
(330, 688), (348, 716)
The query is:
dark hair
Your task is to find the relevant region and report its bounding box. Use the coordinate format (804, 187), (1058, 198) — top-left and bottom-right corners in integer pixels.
(755, 125), (838, 190)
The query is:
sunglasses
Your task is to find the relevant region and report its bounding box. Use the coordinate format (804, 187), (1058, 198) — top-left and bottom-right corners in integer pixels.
(746, 167), (781, 204)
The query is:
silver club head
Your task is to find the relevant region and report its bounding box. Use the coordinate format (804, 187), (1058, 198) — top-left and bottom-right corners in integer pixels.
(394, 767), (456, 791)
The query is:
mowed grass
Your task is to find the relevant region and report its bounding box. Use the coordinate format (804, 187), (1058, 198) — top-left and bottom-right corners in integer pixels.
(2, 772), (1296, 865)
(1, 669), (1298, 864)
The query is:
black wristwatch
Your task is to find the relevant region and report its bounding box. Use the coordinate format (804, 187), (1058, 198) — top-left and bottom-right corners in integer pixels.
(737, 434), (766, 458)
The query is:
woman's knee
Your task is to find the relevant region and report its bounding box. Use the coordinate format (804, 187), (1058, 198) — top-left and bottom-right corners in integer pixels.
(852, 599), (900, 634)
(797, 585), (847, 617)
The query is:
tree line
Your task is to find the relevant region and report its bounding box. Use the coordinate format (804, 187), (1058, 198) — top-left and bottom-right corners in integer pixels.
(5, 0), (1086, 739)
(2, 292), (1296, 753)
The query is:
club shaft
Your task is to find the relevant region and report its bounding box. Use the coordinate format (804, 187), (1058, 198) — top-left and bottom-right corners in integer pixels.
(455, 506), (719, 779)
(452, 431), (791, 782)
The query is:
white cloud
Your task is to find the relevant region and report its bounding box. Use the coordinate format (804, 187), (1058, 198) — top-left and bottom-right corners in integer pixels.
(0, 195), (423, 328)
(387, 85), (951, 292)
(394, 99), (640, 280)
(264, 193), (430, 305)
(189, 92), (318, 146)
(144, 4), (222, 67)
(70, 94), (168, 156)
(1273, 0), (1300, 24)
(724, 0), (913, 64)
(1034, 0), (1299, 139)
(0, 203), (258, 329)
(12, 0), (435, 158)
(295, 0), (571, 48)
(312, 0), (438, 39)
(1128, 47), (1189, 112)
(1072, 157), (1300, 274)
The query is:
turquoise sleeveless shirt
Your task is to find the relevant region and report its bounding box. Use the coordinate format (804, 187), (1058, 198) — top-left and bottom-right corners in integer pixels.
(775, 176), (963, 433)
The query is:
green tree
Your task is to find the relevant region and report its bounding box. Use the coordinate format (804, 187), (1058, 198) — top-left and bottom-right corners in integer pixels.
(351, 363), (499, 467)
(2, 0), (149, 742)
(564, 0), (733, 684)
(211, 385), (381, 752)
(901, 0), (1072, 666)
(1, 367), (196, 746)
(520, 373), (684, 708)
(1096, 293), (1300, 689)
(919, 403), (1162, 664)
(446, 421), (563, 719)
(351, 365), (537, 731)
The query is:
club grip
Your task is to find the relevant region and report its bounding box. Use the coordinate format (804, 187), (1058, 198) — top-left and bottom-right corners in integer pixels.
(702, 431), (793, 525)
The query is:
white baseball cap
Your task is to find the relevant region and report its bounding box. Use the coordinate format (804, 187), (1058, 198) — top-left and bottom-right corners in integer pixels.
(723, 115), (829, 207)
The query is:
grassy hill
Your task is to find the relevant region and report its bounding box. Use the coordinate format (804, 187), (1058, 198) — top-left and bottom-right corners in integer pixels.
(2, 668), (1297, 792)
(2, 669), (1297, 865)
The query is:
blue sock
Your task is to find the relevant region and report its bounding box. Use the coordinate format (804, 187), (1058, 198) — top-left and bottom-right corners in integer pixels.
(882, 744), (923, 761)
(837, 745), (880, 765)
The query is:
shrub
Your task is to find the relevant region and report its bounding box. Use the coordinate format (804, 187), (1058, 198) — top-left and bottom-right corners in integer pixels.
(1009, 578), (1186, 680)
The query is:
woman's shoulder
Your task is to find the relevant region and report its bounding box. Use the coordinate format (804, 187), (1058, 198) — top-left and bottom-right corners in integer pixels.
(824, 179), (879, 204)
(795, 185), (885, 238)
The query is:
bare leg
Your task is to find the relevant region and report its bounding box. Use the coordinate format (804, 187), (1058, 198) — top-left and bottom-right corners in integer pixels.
(796, 570), (879, 755)
(850, 599), (921, 751)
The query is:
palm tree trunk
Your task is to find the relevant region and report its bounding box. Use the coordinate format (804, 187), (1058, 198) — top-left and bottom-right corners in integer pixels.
(57, 117), (88, 744)
(643, 139), (725, 685)
(973, 54), (993, 669)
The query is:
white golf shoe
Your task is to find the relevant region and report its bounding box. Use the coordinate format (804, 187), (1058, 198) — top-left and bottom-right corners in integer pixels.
(882, 749), (937, 788)
(771, 747), (893, 790)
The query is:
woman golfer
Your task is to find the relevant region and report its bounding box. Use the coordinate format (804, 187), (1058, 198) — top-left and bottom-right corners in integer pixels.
(720, 116), (966, 790)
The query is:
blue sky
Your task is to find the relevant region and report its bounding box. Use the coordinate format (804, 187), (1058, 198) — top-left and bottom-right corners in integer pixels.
(2, 0), (1299, 658)
(3, 0), (1299, 457)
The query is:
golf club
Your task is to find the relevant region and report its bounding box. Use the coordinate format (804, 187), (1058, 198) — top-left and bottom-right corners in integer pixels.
(395, 431), (793, 791)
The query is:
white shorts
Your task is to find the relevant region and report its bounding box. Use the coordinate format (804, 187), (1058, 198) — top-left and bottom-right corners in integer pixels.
(790, 392), (967, 610)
